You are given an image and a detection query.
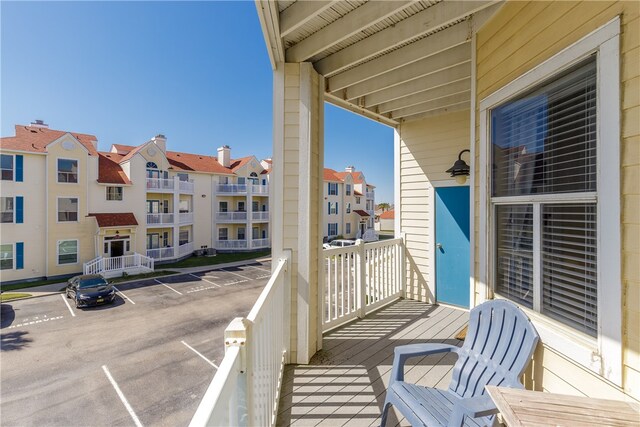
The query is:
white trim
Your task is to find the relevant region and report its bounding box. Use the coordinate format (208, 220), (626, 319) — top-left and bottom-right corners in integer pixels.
(393, 128), (401, 238)
(56, 157), (80, 185)
(56, 239), (79, 266)
(0, 153), (16, 182)
(478, 17), (622, 386)
(0, 242), (15, 271)
(105, 186), (124, 201)
(0, 195), (16, 224)
(56, 196), (80, 223)
(469, 30), (477, 308)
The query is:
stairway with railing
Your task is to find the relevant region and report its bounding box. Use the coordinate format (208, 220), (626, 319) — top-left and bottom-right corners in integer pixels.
(190, 238), (405, 427)
(83, 253), (154, 278)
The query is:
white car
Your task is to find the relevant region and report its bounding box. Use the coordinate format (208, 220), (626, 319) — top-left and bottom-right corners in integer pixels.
(323, 239), (355, 249)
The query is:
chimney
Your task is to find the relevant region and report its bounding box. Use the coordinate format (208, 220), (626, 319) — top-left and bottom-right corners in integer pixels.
(30, 119), (49, 129)
(260, 158), (272, 170)
(218, 145), (231, 167)
(152, 134), (167, 153)
(345, 165), (355, 173)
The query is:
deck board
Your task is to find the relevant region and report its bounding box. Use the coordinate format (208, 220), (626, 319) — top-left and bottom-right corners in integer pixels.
(277, 300), (469, 426)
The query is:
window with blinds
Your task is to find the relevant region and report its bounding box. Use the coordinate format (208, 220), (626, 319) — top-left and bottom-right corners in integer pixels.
(490, 55), (599, 337)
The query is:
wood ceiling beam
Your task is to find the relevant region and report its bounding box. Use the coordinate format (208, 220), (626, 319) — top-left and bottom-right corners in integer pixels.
(390, 93), (470, 120)
(279, 1), (340, 38)
(324, 92), (398, 128)
(399, 102), (470, 122)
(285, 0), (416, 63)
(377, 79), (471, 114)
(316, 0), (495, 77)
(327, 21), (470, 93)
(344, 42), (470, 101)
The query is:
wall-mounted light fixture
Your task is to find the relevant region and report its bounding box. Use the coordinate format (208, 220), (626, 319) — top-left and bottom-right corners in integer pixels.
(446, 149), (471, 185)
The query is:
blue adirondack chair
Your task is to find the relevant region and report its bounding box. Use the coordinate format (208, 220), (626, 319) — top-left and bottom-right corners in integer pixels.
(381, 300), (539, 427)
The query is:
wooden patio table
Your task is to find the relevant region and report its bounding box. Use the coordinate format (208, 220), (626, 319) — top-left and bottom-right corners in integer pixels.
(485, 385), (640, 427)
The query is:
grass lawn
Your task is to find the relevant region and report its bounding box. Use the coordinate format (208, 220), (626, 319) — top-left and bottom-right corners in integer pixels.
(160, 250), (271, 269)
(110, 270), (177, 284)
(1, 293), (32, 302)
(1, 278), (67, 292)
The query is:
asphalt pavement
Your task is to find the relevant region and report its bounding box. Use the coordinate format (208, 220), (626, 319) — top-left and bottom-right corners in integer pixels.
(0, 260), (272, 427)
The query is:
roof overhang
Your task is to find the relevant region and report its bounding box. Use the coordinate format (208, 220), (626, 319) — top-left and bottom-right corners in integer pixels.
(256, 0), (503, 125)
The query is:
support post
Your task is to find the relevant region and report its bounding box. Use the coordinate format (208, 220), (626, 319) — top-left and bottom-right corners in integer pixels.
(356, 239), (366, 319)
(400, 232), (407, 299)
(224, 317), (251, 426)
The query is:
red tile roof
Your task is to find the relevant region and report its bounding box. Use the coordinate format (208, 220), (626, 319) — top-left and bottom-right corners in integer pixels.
(335, 171), (365, 184)
(119, 144), (146, 162)
(0, 125), (98, 155)
(379, 210), (394, 219)
(111, 144), (135, 154)
(324, 168), (343, 182)
(229, 156), (253, 172)
(98, 152), (131, 184)
(88, 213), (138, 227)
(167, 151), (235, 174)
(353, 210), (370, 217)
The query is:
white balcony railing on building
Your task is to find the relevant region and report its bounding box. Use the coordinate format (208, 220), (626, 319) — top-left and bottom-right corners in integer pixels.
(252, 238), (270, 248)
(250, 184), (269, 194)
(215, 211), (247, 221)
(216, 240), (248, 249)
(216, 184), (247, 194)
(252, 211), (269, 221)
(322, 238), (404, 331)
(83, 253), (154, 278)
(147, 213), (174, 225)
(146, 247), (175, 260)
(366, 191), (375, 199)
(190, 253), (291, 427)
(146, 178), (175, 191)
(179, 212), (194, 224)
(178, 179), (195, 193)
(178, 241), (194, 256)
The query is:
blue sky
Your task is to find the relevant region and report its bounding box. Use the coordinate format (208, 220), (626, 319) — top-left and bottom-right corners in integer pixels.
(1, 1), (394, 203)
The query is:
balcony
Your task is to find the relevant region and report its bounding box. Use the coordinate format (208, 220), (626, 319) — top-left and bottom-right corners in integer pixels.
(146, 247), (175, 260)
(179, 212), (194, 224)
(216, 184), (247, 194)
(251, 211), (269, 222)
(366, 191), (375, 200)
(251, 238), (270, 248)
(146, 178), (174, 192)
(177, 241), (194, 257)
(215, 211), (247, 222)
(178, 179), (194, 194)
(215, 239), (248, 250)
(250, 184), (269, 195)
(146, 213), (174, 226)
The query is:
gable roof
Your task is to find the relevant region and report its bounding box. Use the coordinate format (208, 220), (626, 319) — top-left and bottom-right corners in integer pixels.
(379, 210), (394, 219)
(119, 143), (147, 163)
(324, 168), (343, 182)
(98, 152), (132, 185)
(353, 210), (370, 217)
(88, 213), (138, 227)
(229, 156), (254, 172)
(0, 125), (98, 156)
(111, 144), (136, 154)
(166, 151), (234, 175)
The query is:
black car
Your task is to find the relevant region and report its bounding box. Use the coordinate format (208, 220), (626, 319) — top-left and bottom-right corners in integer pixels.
(66, 275), (116, 308)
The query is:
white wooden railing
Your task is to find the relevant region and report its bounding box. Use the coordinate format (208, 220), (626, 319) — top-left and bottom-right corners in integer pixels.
(251, 238), (270, 248)
(216, 211), (247, 221)
(190, 253), (290, 427)
(179, 212), (194, 224)
(179, 180), (195, 193)
(147, 213), (174, 225)
(178, 241), (194, 256)
(147, 247), (175, 260)
(83, 253), (154, 277)
(216, 184), (247, 194)
(146, 178), (174, 191)
(251, 211), (269, 221)
(322, 238), (404, 332)
(250, 184), (269, 194)
(216, 240), (248, 249)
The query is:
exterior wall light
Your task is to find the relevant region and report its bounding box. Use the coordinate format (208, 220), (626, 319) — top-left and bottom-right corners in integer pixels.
(446, 149), (471, 185)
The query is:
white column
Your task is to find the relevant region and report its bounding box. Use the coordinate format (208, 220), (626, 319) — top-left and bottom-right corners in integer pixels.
(173, 176), (180, 258)
(247, 186), (254, 250)
(272, 62), (324, 364)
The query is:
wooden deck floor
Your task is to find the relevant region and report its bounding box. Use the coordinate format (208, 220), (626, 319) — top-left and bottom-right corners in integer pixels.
(277, 300), (469, 426)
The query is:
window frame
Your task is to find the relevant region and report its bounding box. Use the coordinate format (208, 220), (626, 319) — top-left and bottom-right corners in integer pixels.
(56, 158), (79, 184)
(218, 228), (228, 241)
(106, 186), (123, 201)
(0, 243), (14, 270)
(328, 182), (338, 195)
(1, 196), (14, 223)
(57, 197), (79, 223)
(478, 17), (621, 385)
(1, 154), (14, 181)
(57, 239), (79, 266)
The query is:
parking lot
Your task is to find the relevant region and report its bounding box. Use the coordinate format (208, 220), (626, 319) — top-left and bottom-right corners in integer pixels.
(0, 260), (272, 427)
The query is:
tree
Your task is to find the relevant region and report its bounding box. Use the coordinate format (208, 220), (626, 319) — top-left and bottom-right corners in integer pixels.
(377, 202), (391, 212)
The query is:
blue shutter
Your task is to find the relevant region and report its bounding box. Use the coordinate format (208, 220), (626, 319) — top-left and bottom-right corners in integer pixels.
(16, 242), (24, 269)
(328, 202), (330, 215)
(336, 202), (338, 214)
(15, 155), (23, 182)
(15, 196), (23, 223)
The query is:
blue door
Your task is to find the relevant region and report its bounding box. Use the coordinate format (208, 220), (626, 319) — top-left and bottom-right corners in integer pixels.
(435, 186), (470, 308)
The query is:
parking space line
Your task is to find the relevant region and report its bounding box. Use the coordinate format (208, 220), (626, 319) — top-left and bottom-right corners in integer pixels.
(181, 341), (218, 369)
(112, 286), (135, 305)
(194, 274), (221, 288)
(60, 294), (76, 317)
(154, 279), (183, 295)
(247, 265), (271, 273)
(221, 268), (253, 281)
(6, 315), (64, 329)
(102, 365), (144, 427)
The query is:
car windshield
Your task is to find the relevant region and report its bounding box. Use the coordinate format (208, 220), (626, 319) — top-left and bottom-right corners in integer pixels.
(78, 277), (108, 288)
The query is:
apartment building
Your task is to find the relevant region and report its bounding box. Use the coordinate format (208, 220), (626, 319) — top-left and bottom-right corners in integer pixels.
(0, 121), (270, 282)
(323, 166), (375, 240)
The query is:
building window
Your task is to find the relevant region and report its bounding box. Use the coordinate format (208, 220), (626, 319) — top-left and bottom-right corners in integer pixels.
(252, 226), (259, 239)
(58, 197), (79, 222)
(238, 227), (246, 240)
(346, 203), (351, 214)
(1, 197), (14, 223)
(218, 228), (228, 241)
(328, 202), (338, 215)
(57, 240), (78, 265)
(328, 182), (338, 195)
(356, 197), (361, 204)
(0, 244), (13, 269)
(490, 57), (600, 337)
(219, 201), (228, 212)
(106, 186), (123, 201)
(179, 230), (189, 245)
(346, 184), (351, 196)
(328, 223), (338, 236)
(238, 201), (245, 212)
(252, 201), (259, 212)
(237, 177), (246, 185)
(177, 173), (189, 182)
(57, 159), (78, 183)
(346, 223), (351, 234)
(219, 176), (229, 184)
(1, 155), (13, 180)
(146, 162), (158, 169)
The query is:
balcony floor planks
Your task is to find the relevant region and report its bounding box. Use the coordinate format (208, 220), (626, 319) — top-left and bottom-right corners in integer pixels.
(277, 300), (469, 426)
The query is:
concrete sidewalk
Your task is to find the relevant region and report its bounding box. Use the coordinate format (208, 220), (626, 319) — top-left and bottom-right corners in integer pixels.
(4, 257), (272, 301)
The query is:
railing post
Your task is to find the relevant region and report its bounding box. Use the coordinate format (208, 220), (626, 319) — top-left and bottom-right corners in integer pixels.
(400, 233), (407, 299)
(283, 249), (292, 363)
(224, 317), (251, 426)
(356, 239), (366, 319)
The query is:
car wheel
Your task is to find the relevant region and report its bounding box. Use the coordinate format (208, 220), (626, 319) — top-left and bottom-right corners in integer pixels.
(75, 300), (80, 308)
